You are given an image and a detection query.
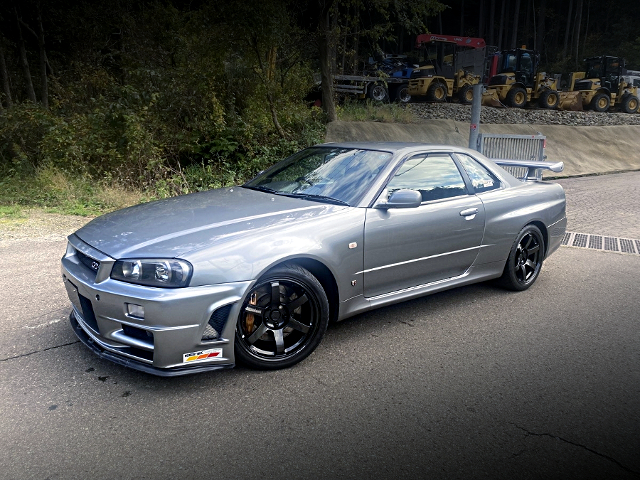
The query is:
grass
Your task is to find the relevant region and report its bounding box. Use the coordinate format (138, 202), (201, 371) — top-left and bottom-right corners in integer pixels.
(337, 99), (417, 123)
(0, 167), (147, 217)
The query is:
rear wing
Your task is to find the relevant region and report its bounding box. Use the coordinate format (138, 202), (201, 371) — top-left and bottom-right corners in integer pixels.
(493, 159), (564, 181)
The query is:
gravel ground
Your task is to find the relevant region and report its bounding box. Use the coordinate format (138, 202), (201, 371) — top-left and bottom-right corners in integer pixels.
(0, 210), (91, 244)
(409, 101), (640, 126)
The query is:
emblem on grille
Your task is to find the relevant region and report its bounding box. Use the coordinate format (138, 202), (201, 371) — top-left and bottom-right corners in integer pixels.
(91, 261), (100, 271)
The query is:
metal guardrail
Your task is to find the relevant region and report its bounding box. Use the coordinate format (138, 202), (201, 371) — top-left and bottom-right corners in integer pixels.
(477, 133), (547, 180)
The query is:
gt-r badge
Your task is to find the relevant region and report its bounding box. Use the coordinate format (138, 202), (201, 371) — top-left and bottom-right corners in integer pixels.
(183, 348), (223, 363)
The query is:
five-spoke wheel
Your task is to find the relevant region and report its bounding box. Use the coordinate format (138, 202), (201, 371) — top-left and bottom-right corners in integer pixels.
(499, 225), (545, 291)
(234, 264), (329, 369)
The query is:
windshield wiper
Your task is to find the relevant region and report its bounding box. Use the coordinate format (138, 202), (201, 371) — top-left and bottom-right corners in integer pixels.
(286, 193), (350, 206)
(242, 185), (278, 194)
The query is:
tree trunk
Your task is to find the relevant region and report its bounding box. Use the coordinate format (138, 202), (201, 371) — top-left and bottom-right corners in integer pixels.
(36, 2), (49, 108)
(510, 0), (521, 49)
(15, 7), (37, 103)
(573, 0), (583, 68)
(562, 0), (573, 59)
(536, 0), (546, 58)
(498, 0), (506, 50)
(0, 43), (12, 108)
(319, 8), (337, 122)
(489, 0), (496, 46)
(478, 0), (485, 39)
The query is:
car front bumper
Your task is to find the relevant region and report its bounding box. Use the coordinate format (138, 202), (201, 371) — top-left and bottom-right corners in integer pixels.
(61, 234), (252, 375)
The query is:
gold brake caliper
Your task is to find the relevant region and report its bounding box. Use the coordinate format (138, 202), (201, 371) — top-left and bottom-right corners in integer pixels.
(244, 292), (258, 334)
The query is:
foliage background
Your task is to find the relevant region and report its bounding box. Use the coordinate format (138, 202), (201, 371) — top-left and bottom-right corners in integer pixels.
(1, 0), (639, 215)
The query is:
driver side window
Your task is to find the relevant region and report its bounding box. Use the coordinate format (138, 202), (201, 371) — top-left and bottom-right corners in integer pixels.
(386, 153), (468, 202)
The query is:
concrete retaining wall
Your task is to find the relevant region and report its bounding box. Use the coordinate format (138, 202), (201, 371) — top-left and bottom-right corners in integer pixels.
(325, 120), (640, 177)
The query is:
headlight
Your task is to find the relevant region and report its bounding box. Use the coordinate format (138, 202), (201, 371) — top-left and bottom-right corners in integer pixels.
(111, 259), (192, 288)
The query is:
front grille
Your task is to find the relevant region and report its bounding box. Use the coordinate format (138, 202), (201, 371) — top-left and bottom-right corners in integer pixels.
(76, 249), (100, 275)
(574, 80), (592, 91)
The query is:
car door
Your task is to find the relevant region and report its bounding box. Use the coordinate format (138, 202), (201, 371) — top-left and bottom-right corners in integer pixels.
(363, 152), (486, 298)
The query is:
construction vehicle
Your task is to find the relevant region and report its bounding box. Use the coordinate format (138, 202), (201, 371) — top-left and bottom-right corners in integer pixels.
(408, 34), (486, 104)
(483, 48), (560, 109)
(568, 56), (639, 113)
(333, 54), (414, 103)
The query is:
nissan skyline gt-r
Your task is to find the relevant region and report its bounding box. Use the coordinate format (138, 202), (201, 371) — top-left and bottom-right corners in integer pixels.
(61, 142), (567, 376)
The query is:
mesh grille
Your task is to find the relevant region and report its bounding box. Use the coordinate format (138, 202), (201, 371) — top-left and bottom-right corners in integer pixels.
(202, 304), (233, 340)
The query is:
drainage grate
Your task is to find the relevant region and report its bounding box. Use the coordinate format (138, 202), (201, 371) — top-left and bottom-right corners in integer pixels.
(562, 232), (639, 255)
(604, 237), (619, 252)
(620, 239), (635, 254)
(573, 234), (588, 248)
(589, 235), (602, 249)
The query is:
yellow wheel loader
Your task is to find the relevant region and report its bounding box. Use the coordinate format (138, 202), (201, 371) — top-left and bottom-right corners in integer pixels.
(567, 56), (639, 113)
(483, 48), (560, 109)
(408, 34), (486, 104)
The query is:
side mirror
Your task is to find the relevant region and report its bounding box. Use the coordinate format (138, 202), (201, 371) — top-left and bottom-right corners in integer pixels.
(375, 189), (422, 209)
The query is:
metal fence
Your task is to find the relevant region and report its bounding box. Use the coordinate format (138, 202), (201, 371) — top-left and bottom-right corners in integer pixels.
(477, 133), (547, 180)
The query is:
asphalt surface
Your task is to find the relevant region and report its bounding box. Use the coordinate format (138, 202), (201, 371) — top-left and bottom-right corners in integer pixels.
(1, 173), (639, 480)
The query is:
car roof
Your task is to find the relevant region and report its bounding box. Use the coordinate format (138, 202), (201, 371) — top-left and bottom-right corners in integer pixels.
(319, 141), (477, 155)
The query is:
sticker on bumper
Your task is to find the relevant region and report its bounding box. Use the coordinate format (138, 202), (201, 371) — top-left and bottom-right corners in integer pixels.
(183, 348), (223, 364)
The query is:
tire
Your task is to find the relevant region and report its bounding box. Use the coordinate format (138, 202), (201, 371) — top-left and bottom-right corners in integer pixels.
(621, 94), (639, 114)
(393, 83), (411, 103)
(427, 82), (447, 102)
(538, 89), (559, 109)
(368, 84), (388, 102)
(234, 264), (329, 370)
(458, 84), (473, 104)
(590, 92), (610, 112)
(498, 225), (545, 291)
(507, 86), (527, 108)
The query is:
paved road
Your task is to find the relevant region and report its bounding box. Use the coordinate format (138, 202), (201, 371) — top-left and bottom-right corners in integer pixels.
(1, 174), (639, 480)
(555, 171), (640, 239)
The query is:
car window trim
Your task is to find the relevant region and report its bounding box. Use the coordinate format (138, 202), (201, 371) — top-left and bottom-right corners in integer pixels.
(368, 151), (473, 207)
(452, 152), (504, 194)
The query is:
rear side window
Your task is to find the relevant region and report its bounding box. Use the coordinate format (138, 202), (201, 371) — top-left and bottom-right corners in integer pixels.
(386, 153), (468, 202)
(456, 154), (501, 193)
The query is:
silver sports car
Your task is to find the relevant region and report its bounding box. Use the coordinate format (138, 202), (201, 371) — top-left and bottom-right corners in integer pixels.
(61, 142), (566, 375)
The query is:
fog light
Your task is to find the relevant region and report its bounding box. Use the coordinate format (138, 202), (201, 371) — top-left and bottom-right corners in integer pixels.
(126, 303), (145, 319)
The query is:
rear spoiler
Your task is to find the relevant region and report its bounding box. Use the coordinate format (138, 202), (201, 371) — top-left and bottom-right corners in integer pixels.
(493, 159), (564, 181)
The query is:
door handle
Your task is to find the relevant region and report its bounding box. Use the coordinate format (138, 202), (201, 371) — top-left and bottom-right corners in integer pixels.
(459, 208), (479, 217)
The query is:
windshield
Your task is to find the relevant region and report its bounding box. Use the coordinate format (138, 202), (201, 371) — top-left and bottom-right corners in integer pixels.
(243, 146), (392, 206)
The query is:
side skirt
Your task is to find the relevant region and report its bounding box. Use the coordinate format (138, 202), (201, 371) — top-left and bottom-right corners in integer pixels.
(336, 261), (505, 321)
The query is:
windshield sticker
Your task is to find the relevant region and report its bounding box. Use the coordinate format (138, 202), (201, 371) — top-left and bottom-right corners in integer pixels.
(183, 348), (223, 363)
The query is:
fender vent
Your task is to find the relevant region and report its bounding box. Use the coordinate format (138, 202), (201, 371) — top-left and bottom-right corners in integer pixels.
(202, 304), (233, 341)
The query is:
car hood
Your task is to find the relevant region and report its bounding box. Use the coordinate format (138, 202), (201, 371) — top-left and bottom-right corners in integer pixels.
(75, 187), (346, 259)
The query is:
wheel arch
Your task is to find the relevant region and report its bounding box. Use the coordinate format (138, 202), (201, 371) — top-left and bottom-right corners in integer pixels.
(262, 257), (340, 323)
(529, 220), (549, 257)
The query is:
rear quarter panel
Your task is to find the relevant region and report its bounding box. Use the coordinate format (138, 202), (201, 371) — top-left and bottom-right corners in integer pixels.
(473, 181), (566, 265)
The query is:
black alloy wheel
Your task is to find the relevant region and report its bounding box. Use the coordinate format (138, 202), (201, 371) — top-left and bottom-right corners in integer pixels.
(499, 225), (545, 291)
(234, 264), (329, 369)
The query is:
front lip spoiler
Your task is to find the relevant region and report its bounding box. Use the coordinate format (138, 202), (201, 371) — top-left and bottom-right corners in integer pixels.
(69, 312), (234, 377)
